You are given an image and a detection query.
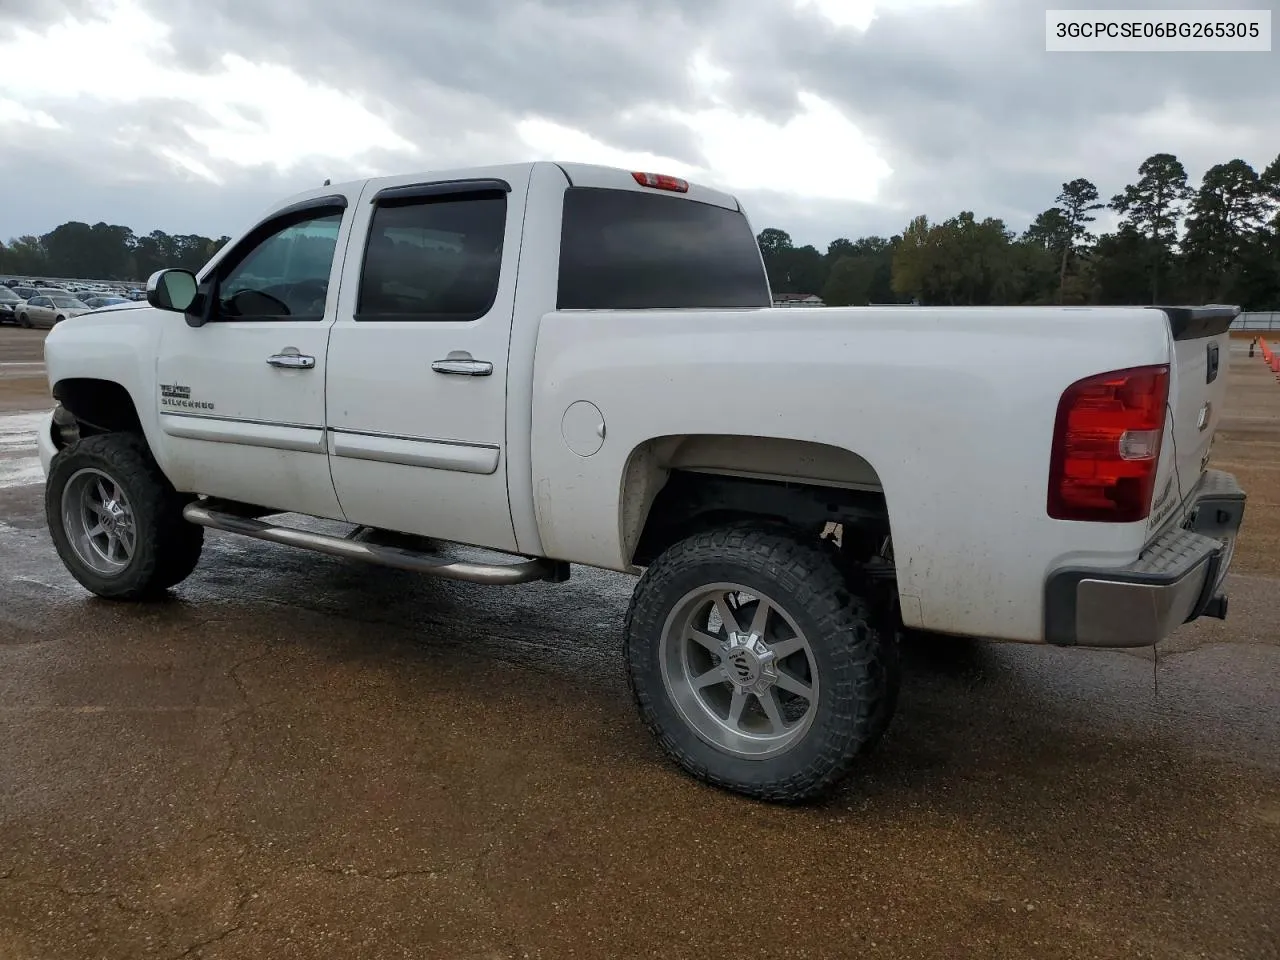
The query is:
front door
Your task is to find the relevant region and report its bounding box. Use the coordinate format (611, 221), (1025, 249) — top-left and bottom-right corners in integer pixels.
(153, 193), (358, 519)
(325, 170), (527, 552)
(22, 296), (54, 328)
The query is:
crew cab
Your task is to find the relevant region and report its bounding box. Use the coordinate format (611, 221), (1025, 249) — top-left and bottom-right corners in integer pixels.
(36, 161), (1246, 802)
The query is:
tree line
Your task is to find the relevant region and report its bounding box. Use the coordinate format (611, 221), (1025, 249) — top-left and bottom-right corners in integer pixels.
(0, 222), (230, 283)
(4, 150), (1278, 310)
(761, 151), (1280, 310)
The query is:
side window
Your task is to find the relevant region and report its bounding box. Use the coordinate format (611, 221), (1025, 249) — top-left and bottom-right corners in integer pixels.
(215, 210), (344, 321)
(30, 297), (49, 308)
(356, 191), (506, 322)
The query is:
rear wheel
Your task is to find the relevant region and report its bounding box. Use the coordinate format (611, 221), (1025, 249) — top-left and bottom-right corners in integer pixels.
(45, 433), (204, 599)
(624, 524), (898, 803)
(18, 312), (31, 328)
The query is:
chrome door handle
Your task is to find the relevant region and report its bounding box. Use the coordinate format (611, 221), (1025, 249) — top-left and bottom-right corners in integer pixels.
(267, 353), (315, 369)
(431, 359), (492, 376)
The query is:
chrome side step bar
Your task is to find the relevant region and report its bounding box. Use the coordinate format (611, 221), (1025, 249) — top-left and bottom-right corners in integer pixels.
(182, 500), (567, 585)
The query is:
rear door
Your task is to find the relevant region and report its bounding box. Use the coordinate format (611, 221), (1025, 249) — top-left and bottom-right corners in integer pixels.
(1146, 307), (1237, 531)
(324, 166), (531, 553)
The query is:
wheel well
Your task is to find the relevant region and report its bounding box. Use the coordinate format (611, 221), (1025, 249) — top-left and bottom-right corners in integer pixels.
(630, 469), (891, 568)
(52, 378), (142, 441)
(623, 434), (891, 568)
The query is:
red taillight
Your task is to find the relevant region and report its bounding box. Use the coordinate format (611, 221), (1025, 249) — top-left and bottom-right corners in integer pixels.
(631, 171), (689, 193)
(1047, 364), (1170, 523)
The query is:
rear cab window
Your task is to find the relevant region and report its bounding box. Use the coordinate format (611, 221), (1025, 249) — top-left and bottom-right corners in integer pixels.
(557, 187), (771, 310)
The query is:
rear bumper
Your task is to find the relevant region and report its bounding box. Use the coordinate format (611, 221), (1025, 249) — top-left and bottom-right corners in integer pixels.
(1044, 469), (1246, 647)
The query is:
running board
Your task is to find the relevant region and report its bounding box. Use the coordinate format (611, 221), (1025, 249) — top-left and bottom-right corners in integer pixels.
(182, 500), (568, 585)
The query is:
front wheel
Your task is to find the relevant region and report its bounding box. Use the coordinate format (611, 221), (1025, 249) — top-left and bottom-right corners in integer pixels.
(45, 433), (204, 599)
(624, 525), (898, 803)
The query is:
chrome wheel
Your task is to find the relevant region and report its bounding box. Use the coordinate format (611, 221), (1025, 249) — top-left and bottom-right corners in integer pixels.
(659, 582), (819, 759)
(59, 467), (136, 576)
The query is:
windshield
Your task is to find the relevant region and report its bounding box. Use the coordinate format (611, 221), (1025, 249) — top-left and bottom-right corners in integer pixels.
(50, 296), (87, 308)
(0, 288), (19, 302)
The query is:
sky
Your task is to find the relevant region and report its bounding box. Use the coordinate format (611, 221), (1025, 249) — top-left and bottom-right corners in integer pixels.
(0, 0), (1277, 250)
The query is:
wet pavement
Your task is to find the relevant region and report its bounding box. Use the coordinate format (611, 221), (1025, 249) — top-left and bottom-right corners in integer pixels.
(1, 329), (49, 418)
(1, 330), (1277, 959)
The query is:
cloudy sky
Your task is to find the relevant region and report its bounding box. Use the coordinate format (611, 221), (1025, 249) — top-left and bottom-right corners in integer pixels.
(0, 0), (1276, 249)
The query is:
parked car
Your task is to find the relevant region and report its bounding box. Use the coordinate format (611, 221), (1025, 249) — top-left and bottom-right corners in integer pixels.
(36, 161), (1247, 803)
(0, 285), (22, 324)
(16, 293), (91, 328)
(80, 296), (130, 310)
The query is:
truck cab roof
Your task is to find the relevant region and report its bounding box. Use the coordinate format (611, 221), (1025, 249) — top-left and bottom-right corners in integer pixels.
(269, 160), (743, 221)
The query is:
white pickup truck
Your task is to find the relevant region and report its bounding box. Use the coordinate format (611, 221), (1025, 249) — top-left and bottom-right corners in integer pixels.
(37, 161), (1246, 802)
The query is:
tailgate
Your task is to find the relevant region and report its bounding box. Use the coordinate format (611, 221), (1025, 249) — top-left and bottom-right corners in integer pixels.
(1146, 306), (1238, 532)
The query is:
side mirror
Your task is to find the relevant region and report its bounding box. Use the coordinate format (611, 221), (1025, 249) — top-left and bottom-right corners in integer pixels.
(146, 269), (198, 313)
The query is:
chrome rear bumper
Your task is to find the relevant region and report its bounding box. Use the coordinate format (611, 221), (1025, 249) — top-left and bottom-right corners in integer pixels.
(1044, 469), (1245, 647)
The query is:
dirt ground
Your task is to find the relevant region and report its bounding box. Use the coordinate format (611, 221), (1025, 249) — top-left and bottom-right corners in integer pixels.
(1212, 340), (1280, 576)
(0, 327), (1277, 960)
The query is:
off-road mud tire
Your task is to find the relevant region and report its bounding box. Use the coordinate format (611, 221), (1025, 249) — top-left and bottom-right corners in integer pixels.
(624, 524), (898, 803)
(45, 432), (203, 599)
